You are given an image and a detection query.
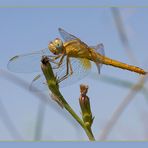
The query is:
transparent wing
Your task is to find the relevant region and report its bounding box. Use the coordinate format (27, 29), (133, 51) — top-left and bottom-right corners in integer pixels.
(90, 43), (105, 73)
(57, 57), (91, 87)
(92, 43), (105, 56)
(29, 74), (48, 91)
(30, 57), (92, 91)
(58, 28), (79, 42)
(7, 48), (53, 73)
(30, 43), (105, 91)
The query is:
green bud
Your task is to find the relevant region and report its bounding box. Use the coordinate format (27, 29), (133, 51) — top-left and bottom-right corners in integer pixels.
(79, 84), (94, 129)
(41, 56), (63, 107)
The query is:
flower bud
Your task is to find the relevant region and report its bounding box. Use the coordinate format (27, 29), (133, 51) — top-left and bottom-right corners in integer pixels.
(79, 84), (94, 129)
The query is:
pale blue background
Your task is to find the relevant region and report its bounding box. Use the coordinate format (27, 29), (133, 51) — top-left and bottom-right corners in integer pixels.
(0, 0), (148, 141)
(1, 0), (148, 6)
(1, 142), (148, 148)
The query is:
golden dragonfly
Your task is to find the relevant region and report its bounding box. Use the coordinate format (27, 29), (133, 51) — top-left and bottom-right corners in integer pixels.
(8, 28), (147, 91)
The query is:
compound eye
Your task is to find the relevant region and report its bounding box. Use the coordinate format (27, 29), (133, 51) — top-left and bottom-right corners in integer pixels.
(54, 38), (63, 48)
(48, 41), (57, 54)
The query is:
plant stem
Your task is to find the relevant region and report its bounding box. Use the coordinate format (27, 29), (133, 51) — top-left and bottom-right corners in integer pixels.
(41, 56), (95, 141)
(59, 95), (95, 141)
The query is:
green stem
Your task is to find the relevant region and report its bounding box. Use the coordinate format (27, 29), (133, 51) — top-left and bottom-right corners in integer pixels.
(59, 95), (95, 141)
(41, 57), (95, 141)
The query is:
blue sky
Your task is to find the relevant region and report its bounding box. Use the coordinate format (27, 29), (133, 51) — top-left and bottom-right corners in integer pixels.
(0, 4), (148, 140)
(1, 0), (148, 6)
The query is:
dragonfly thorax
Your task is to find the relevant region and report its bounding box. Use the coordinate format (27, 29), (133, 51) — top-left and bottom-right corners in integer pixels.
(48, 38), (65, 55)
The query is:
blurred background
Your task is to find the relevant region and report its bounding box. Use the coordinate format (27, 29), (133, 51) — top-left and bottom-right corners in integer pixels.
(0, 3), (148, 141)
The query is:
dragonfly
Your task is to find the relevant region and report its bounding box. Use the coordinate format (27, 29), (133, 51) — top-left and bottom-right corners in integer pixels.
(7, 28), (147, 91)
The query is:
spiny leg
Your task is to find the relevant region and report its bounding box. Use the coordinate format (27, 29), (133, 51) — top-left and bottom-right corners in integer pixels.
(58, 56), (73, 84)
(53, 54), (66, 69)
(47, 54), (63, 65)
(58, 56), (69, 83)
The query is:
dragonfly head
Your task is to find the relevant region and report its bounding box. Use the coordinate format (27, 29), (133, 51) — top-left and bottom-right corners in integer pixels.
(48, 38), (64, 55)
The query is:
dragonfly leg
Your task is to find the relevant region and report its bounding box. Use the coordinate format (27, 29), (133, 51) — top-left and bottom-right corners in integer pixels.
(47, 54), (62, 65)
(53, 54), (65, 69)
(69, 57), (73, 75)
(58, 56), (73, 83)
(52, 54), (62, 60)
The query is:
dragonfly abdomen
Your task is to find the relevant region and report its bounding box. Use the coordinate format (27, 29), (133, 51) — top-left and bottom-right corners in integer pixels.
(100, 56), (147, 75)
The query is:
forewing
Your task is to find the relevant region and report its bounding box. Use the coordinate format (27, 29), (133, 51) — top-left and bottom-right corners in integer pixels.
(58, 28), (79, 42)
(7, 48), (53, 73)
